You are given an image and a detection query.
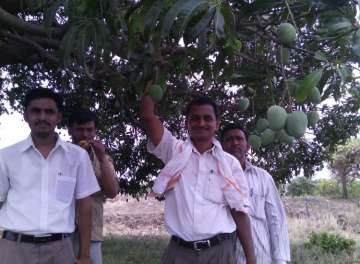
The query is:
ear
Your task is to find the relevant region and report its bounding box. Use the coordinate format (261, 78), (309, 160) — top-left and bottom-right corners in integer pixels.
(246, 143), (251, 152)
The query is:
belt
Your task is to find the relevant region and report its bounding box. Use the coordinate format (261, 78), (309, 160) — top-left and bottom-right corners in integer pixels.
(171, 232), (234, 251)
(2, 230), (70, 244)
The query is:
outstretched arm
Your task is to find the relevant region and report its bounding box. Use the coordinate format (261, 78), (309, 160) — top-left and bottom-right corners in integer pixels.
(139, 91), (164, 147)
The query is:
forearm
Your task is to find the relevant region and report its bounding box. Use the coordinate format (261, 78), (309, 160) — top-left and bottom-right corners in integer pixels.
(77, 197), (92, 259)
(139, 95), (163, 146)
(98, 158), (118, 198)
(232, 210), (256, 264)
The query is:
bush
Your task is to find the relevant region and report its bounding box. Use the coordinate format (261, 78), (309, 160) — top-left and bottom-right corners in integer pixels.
(286, 177), (315, 196)
(304, 232), (356, 254)
(313, 179), (360, 198)
(313, 179), (342, 197)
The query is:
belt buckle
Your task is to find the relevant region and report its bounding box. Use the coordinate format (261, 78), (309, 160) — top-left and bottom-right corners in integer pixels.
(34, 234), (52, 243)
(34, 234), (52, 238)
(193, 240), (211, 251)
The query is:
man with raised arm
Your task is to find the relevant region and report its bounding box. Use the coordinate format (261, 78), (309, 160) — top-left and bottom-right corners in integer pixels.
(140, 92), (256, 264)
(0, 88), (100, 264)
(221, 123), (290, 264)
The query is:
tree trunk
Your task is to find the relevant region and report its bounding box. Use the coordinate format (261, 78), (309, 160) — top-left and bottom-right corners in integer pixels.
(341, 170), (348, 199)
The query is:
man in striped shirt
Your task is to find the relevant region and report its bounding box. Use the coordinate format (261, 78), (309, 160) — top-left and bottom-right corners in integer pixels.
(221, 123), (290, 264)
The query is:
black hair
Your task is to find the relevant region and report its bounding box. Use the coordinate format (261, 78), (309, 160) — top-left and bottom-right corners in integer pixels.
(68, 108), (97, 127)
(220, 123), (248, 140)
(24, 88), (63, 111)
(185, 96), (219, 119)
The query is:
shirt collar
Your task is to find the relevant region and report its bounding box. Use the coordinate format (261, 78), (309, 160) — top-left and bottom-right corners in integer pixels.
(20, 134), (69, 153)
(189, 137), (220, 156)
(244, 159), (254, 172)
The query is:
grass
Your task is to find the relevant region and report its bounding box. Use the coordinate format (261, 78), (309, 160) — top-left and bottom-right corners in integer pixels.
(103, 236), (360, 264)
(103, 235), (168, 264)
(102, 196), (360, 263)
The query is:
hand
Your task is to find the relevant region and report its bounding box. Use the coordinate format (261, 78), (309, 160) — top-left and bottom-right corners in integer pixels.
(75, 256), (90, 264)
(89, 140), (106, 161)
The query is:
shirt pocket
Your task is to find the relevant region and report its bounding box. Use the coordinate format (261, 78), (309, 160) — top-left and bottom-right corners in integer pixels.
(250, 191), (266, 219)
(203, 173), (226, 205)
(55, 175), (76, 204)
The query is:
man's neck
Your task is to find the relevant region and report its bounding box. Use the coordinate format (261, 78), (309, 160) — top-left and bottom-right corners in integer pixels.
(31, 133), (57, 158)
(192, 139), (213, 154)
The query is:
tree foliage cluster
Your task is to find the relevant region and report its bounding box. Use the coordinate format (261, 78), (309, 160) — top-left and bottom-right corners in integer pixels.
(0, 0), (359, 195)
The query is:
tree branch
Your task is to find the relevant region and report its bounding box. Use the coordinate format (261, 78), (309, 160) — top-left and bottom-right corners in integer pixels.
(0, 30), (58, 65)
(0, 5), (62, 37)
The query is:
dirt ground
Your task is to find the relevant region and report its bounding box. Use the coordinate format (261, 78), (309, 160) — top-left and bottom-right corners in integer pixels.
(104, 196), (167, 237)
(104, 195), (360, 238)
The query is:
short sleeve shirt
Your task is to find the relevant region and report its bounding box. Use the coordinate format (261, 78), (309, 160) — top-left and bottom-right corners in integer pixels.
(0, 135), (100, 235)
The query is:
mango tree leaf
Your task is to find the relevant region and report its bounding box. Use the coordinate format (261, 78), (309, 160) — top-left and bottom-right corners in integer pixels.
(314, 50), (328, 62)
(189, 6), (216, 37)
(337, 65), (352, 84)
(352, 29), (360, 60)
(215, 6), (225, 39)
(161, 0), (207, 37)
(295, 69), (323, 103)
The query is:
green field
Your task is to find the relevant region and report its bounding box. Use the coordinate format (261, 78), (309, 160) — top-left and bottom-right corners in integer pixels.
(103, 236), (360, 264)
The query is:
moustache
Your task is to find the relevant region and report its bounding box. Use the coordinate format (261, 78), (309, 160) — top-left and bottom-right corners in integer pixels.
(35, 121), (51, 126)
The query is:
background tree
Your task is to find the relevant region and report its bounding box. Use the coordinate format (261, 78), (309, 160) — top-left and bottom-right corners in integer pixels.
(0, 0), (359, 196)
(330, 139), (360, 198)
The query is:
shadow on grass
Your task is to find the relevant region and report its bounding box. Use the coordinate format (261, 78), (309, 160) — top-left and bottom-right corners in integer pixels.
(103, 235), (168, 264)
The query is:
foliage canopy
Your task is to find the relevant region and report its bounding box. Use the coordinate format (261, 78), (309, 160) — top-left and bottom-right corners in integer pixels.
(0, 0), (359, 195)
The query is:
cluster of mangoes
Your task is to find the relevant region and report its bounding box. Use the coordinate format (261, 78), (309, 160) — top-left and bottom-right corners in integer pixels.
(248, 105), (320, 150)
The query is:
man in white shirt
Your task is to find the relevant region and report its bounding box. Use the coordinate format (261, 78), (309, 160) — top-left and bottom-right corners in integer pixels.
(221, 123), (291, 264)
(0, 88), (100, 264)
(140, 93), (256, 264)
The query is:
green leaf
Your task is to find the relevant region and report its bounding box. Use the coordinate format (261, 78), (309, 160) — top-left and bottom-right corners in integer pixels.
(215, 6), (225, 39)
(314, 50), (328, 62)
(59, 24), (82, 67)
(174, 1), (209, 41)
(220, 3), (235, 36)
(295, 69), (323, 103)
(161, 0), (207, 37)
(44, 0), (62, 33)
(190, 6), (216, 37)
(352, 29), (360, 59)
(337, 65), (352, 84)
(143, 0), (164, 31)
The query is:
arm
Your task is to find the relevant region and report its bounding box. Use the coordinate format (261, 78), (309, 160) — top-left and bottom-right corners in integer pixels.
(231, 210), (256, 264)
(90, 141), (119, 198)
(0, 153), (9, 205)
(265, 177), (290, 264)
(139, 93), (164, 147)
(76, 196), (92, 264)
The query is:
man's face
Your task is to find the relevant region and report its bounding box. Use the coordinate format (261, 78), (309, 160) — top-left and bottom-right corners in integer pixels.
(68, 121), (96, 143)
(186, 104), (220, 143)
(221, 129), (249, 162)
(24, 98), (61, 138)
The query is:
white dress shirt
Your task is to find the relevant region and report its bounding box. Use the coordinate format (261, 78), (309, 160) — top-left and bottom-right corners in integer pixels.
(148, 128), (250, 241)
(0, 135), (100, 235)
(236, 161), (290, 264)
